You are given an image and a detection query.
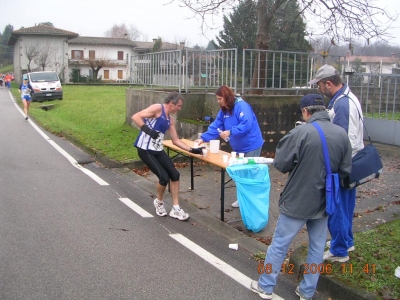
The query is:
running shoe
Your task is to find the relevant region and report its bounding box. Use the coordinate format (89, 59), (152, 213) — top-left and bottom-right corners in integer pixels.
(169, 207), (189, 220)
(250, 280), (273, 299)
(323, 250), (349, 262)
(153, 199), (167, 217)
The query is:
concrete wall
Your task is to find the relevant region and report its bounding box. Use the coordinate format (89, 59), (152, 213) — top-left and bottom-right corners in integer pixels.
(364, 118), (400, 146)
(126, 89), (303, 152)
(126, 89), (399, 151)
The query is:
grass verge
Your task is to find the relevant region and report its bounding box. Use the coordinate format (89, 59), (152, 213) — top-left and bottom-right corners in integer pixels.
(11, 84), (140, 162)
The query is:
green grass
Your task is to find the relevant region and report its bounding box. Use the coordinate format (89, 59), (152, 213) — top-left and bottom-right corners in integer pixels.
(252, 219), (400, 299)
(11, 84), (141, 162)
(365, 112), (400, 121)
(0, 64), (13, 73)
(330, 220), (400, 299)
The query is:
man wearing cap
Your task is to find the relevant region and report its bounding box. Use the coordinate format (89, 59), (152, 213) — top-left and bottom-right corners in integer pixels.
(250, 94), (352, 300)
(309, 64), (364, 263)
(19, 76), (33, 120)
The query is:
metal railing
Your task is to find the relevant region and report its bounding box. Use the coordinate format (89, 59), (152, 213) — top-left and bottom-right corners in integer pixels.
(241, 49), (345, 94)
(129, 49), (237, 93)
(347, 73), (400, 120)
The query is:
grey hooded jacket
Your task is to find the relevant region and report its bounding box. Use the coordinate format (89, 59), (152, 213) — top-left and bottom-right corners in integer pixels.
(273, 110), (352, 219)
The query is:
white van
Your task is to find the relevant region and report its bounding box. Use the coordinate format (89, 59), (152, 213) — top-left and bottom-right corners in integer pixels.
(25, 71), (63, 101)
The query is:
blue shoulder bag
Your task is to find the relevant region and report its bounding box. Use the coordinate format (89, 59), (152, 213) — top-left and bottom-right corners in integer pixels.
(312, 122), (340, 215)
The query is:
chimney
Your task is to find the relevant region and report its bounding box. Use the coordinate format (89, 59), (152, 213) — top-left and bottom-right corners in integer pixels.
(152, 38), (157, 43)
(124, 33), (128, 39)
(346, 51), (351, 58)
(391, 53), (395, 59)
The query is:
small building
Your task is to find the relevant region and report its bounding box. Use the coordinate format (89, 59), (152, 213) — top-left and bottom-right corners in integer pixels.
(7, 25), (79, 83)
(345, 51), (399, 74)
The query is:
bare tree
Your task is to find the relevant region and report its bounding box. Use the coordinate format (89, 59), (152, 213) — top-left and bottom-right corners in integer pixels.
(175, 0), (397, 90)
(83, 54), (116, 81)
(34, 43), (54, 71)
(24, 42), (40, 72)
(104, 23), (141, 41)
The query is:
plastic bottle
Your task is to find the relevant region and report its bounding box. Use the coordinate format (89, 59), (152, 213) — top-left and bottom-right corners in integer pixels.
(217, 128), (230, 142)
(228, 157), (274, 166)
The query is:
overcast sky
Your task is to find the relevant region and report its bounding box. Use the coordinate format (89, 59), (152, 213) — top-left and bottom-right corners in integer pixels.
(1, 0), (399, 48)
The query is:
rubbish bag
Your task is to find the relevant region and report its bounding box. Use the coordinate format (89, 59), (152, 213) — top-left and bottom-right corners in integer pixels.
(226, 164), (270, 232)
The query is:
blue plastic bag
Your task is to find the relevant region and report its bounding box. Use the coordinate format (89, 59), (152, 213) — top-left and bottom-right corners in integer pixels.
(226, 164), (270, 232)
(326, 173), (340, 215)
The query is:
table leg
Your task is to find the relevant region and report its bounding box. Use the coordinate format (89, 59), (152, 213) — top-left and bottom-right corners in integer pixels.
(190, 156), (194, 190)
(220, 168), (225, 221)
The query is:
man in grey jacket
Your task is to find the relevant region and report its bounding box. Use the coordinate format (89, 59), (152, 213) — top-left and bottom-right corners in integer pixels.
(250, 94), (352, 300)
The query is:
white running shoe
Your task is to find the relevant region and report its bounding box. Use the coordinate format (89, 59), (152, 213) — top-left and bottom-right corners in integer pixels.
(250, 281), (273, 299)
(231, 200), (239, 208)
(153, 199), (167, 217)
(326, 241), (355, 252)
(169, 208), (189, 221)
(295, 286), (312, 300)
(323, 250), (349, 262)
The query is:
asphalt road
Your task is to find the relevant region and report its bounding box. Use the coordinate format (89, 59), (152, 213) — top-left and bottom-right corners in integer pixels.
(0, 88), (321, 299)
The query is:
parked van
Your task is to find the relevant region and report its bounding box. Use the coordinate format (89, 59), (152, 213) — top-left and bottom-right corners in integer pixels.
(25, 71), (63, 101)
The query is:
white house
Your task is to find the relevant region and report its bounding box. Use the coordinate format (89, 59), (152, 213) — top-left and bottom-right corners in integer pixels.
(67, 36), (138, 82)
(345, 51), (399, 74)
(8, 25), (191, 84)
(8, 25), (177, 84)
(8, 25), (79, 83)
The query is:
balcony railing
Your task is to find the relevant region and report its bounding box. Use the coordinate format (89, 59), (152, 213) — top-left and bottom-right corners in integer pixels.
(68, 58), (128, 66)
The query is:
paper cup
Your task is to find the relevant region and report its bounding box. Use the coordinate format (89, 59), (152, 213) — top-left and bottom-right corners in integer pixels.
(229, 243), (238, 250)
(231, 151), (237, 158)
(239, 153), (245, 158)
(223, 154), (229, 163)
(210, 140), (220, 153)
(193, 141), (199, 148)
(202, 148), (208, 156)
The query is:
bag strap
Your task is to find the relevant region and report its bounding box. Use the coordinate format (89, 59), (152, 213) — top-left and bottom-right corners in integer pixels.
(311, 122), (332, 175)
(335, 91), (372, 143)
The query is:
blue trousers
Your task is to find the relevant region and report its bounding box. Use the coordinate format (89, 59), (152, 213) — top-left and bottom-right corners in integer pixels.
(258, 214), (328, 299)
(328, 187), (356, 257)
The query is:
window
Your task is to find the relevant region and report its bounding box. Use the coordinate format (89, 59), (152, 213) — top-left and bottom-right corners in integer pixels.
(104, 70), (109, 79)
(118, 51), (124, 60)
(118, 70), (123, 79)
(89, 50), (95, 60)
(71, 50), (84, 59)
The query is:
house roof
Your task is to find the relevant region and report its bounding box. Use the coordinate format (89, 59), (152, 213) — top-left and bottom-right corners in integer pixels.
(346, 55), (398, 64)
(68, 36), (137, 47)
(8, 24), (79, 45)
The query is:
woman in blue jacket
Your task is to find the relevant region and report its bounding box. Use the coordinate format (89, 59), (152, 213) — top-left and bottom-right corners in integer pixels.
(195, 85), (264, 207)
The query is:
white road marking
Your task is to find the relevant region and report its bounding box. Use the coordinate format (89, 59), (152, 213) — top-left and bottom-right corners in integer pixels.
(169, 233), (284, 300)
(10, 93), (109, 186)
(119, 198), (153, 218)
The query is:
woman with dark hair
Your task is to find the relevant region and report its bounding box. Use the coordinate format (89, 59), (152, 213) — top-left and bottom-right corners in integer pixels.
(195, 85), (264, 207)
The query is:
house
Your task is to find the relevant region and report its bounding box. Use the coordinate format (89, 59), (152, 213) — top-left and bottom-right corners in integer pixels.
(8, 25), (185, 84)
(67, 36), (137, 82)
(345, 51), (399, 74)
(7, 25), (79, 83)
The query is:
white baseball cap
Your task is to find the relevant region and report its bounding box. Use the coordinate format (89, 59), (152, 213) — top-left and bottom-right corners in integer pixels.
(309, 64), (339, 85)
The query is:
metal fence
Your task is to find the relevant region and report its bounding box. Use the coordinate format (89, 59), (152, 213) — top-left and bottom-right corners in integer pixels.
(241, 49), (345, 94)
(347, 73), (400, 120)
(129, 48), (237, 93)
(129, 48), (399, 121)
